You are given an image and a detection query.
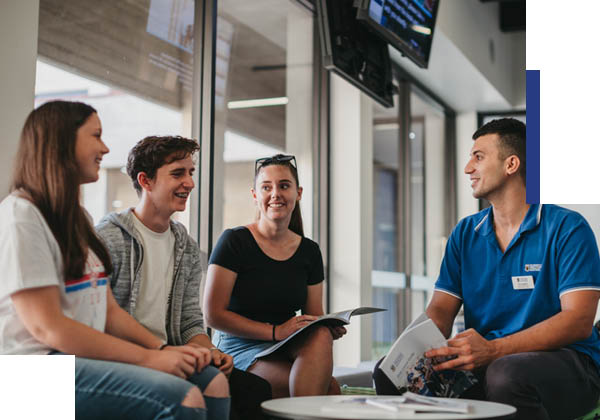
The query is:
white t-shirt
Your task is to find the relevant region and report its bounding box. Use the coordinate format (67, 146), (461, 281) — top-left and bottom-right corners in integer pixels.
(131, 213), (174, 342)
(0, 194), (107, 355)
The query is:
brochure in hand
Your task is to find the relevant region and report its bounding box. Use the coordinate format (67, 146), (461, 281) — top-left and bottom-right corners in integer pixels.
(255, 307), (385, 359)
(379, 313), (478, 398)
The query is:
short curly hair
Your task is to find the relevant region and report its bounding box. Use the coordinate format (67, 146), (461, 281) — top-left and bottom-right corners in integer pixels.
(126, 135), (200, 193)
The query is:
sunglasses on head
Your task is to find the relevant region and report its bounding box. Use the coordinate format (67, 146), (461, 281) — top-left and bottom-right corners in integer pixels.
(254, 154), (297, 174)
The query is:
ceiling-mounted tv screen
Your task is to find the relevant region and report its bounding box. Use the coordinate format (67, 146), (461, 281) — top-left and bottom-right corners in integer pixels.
(317, 0), (395, 108)
(356, 0), (439, 69)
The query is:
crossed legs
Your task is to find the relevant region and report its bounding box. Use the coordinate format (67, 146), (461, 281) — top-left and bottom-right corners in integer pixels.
(248, 325), (340, 398)
(187, 365), (231, 420)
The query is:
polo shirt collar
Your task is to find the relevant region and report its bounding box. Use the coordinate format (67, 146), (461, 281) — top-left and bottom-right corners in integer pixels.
(519, 204), (543, 233)
(474, 207), (494, 236)
(474, 204), (543, 237)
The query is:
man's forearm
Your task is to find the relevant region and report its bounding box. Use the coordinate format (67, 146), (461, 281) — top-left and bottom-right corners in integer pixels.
(426, 305), (455, 338)
(425, 291), (462, 338)
(493, 309), (594, 358)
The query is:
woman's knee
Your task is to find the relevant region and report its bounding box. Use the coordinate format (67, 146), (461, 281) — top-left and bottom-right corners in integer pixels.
(181, 386), (205, 409)
(327, 377), (341, 395)
(292, 326), (333, 359)
(307, 326), (334, 347)
(203, 371), (230, 398)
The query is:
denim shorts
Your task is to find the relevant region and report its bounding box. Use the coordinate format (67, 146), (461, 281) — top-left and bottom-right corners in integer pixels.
(213, 330), (273, 371)
(75, 356), (220, 419)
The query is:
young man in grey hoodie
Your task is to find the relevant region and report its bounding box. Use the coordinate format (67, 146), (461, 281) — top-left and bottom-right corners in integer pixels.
(96, 135), (271, 420)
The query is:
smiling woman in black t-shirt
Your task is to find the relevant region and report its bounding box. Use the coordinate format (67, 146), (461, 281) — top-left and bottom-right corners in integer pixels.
(204, 154), (346, 398)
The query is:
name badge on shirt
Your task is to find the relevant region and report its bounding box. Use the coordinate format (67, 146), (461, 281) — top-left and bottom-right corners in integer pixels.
(512, 275), (535, 290)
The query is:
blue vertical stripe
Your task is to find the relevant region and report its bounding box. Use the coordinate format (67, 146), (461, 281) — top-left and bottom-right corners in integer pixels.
(526, 70), (540, 204)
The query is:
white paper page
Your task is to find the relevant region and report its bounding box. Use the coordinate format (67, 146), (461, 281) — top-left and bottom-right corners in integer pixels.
(321, 398), (415, 416)
(379, 319), (446, 389)
(401, 392), (470, 412)
(402, 312), (430, 335)
(325, 309), (353, 323)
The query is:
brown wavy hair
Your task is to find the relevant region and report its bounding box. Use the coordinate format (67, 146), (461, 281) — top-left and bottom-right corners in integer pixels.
(254, 155), (304, 237)
(126, 135), (200, 194)
(11, 100), (113, 280)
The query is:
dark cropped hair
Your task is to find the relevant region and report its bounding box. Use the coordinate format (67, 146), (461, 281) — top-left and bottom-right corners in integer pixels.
(12, 100), (113, 280)
(254, 155), (304, 237)
(473, 118), (526, 182)
(126, 135), (200, 193)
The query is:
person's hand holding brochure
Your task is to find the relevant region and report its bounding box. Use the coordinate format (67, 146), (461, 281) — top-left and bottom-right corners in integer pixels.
(255, 307), (385, 359)
(380, 313), (478, 397)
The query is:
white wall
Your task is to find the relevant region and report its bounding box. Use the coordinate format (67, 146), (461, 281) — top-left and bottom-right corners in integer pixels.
(0, 0), (39, 198)
(509, 32), (526, 108)
(391, 1), (524, 113)
(285, 5), (314, 238)
(330, 74), (373, 366)
(423, 103), (446, 278)
(456, 112), (480, 220)
(436, 0), (523, 107)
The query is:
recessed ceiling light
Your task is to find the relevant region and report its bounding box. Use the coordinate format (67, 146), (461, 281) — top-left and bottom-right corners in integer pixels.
(227, 97), (289, 109)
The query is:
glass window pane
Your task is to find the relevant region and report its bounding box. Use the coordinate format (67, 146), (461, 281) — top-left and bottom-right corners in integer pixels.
(371, 88), (451, 358)
(36, 0), (196, 228)
(372, 99), (402, 359)
(213, 1), (315, 240)
(410, 89), (447, 319)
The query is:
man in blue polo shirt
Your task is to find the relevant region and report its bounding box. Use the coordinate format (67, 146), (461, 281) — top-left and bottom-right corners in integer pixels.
(375, 119), (600, 419)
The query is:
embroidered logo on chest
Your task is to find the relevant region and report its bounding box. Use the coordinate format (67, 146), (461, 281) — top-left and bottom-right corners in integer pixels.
(524, 264), (542, 272)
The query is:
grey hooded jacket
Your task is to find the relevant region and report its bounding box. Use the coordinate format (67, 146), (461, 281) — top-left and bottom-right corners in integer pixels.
(96, 209), (206, 345)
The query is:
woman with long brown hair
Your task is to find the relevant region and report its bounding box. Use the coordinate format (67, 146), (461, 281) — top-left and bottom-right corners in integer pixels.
(0, 100), (229, 419)
(204, 154), (346, 398)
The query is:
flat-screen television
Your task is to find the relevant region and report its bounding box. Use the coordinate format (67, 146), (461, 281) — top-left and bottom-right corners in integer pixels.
(356, 0), (439, 69)
(317, 0), (395, 108)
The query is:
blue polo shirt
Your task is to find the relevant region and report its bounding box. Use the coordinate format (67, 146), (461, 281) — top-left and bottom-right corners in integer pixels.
(435, 204), (600, 370)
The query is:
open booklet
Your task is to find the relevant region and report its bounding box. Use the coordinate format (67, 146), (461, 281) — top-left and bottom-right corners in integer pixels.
(365, 392), (470, 413)
(255, 307), (385, 359)
(320, 394), (469, 415)
(380, 313), (478, 398)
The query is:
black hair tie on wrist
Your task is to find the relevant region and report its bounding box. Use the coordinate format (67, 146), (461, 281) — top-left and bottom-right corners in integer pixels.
(272, 324), (277, 342)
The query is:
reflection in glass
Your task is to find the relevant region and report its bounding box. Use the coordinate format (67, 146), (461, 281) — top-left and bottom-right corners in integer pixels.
(371, 89), (449, 359)
(36, 0), (196, 228)
(372, 99), (401, 359)
(213, 1), (315, 240)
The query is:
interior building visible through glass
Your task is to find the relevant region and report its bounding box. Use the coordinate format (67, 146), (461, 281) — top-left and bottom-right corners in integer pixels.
(370, 89), (448, 359)
(213, 0), (315, 242)
(36, 0), (196, 228)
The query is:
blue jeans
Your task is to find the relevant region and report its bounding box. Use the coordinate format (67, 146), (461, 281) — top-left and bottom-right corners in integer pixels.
(75, 357), (221, 419)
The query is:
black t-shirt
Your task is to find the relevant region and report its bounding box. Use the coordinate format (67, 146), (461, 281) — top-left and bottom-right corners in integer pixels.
(209, 226), (324, 325)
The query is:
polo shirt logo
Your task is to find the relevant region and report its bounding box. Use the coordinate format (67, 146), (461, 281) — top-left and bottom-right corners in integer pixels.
(525, 264), (542, 272)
